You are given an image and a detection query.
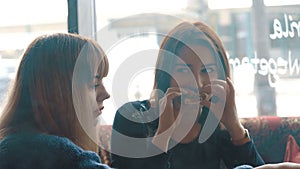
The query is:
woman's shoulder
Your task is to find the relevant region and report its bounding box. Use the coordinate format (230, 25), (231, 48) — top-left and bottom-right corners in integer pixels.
(34, 133), (111, 168)
(1, 131), (81, 154)
(0, 131), (111, 169)
(114, 100), (150, 122)
(112, 100), (156, 137)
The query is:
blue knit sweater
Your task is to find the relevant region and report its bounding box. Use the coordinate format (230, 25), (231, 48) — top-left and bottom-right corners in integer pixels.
(0, 131), (111, 169)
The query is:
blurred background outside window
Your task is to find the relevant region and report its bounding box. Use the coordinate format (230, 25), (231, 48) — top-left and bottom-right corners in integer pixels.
(1, 0), (300, 125)
(0, 0), (67, 112)
(95, 0), (300, 124)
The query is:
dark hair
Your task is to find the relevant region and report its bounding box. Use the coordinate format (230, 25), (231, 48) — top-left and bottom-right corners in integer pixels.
(153, 21), (230, 98)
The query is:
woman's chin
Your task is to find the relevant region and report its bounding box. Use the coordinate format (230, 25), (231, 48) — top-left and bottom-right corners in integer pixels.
(93, 118), (99, 126)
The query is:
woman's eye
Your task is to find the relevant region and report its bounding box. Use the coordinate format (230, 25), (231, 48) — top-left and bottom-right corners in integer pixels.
(89, 83), (99, 89)
(201, 67), (214, 73)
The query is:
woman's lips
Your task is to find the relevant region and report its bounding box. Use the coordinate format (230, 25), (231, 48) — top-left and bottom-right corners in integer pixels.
(92, 107), (104, 126)
(98, 106), (104, 115)
(94, 106), (104, 117)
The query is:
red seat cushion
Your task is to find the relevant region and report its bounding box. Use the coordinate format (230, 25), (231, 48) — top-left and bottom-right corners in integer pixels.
(284, 134), (300, 163)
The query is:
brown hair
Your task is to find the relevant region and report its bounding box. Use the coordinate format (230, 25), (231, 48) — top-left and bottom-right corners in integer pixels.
(153, 21), (230, 98)
(0, 33), (108, 152)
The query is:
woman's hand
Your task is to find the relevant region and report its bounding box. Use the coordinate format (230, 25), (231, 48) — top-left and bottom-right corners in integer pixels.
(200, 77), (245, 142)
(152, 87), (201, 151)
(152, 87), (182, 152)
(254, 162), (300, 169)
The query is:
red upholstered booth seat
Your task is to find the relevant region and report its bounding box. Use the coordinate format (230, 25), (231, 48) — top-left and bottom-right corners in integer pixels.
(97, 116), (300, 165)
(241, 116), (300, 163)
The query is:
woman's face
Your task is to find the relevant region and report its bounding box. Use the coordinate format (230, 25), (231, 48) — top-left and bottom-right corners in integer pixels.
(93, 67), (110, 124)
(88, 65), (110, 126)
(170, 44), (218, 105)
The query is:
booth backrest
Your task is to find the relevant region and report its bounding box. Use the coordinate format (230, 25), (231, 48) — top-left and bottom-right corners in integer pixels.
(241, 116), (300, 163)
(97, 116), (300, 165)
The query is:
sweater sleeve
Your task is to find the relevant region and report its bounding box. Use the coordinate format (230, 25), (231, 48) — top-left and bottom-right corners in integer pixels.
(0, 131), (113, 169)
(218, 130), (265, 168)
(46, 134), (113, 169)
(77, 151), (112, 169)
(110, 102), (167, 169)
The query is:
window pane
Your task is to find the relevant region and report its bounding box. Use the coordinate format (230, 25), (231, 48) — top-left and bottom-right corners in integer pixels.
(94, 0), (300, 124)
(0, 0), (67, 112)
(96, 0), (190, 124)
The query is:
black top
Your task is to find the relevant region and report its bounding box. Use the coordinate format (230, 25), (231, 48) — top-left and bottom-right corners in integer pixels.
(110, 100), (264, 169)
(0, 131), (111, 169)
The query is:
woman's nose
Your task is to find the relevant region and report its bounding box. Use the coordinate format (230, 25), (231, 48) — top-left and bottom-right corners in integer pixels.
(96, 85), (110, 102)
(196, 78), (212, 93)
(196, 73), (211, 86)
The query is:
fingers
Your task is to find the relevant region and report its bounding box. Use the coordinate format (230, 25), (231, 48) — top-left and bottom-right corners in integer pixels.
(200, 83), (225, 103)
(164, 87), (183, 100)
(201, 78), (235, 103)
(159, 87), (182, 110)
(209, 78), (235, 95)
(199, 79), (228, 120)
(225, 77), (236, 96)
(158, 87), (184, 119)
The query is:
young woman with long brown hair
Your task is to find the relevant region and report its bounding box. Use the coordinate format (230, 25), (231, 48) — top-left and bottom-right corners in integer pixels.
(0, 33), (111, 169)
